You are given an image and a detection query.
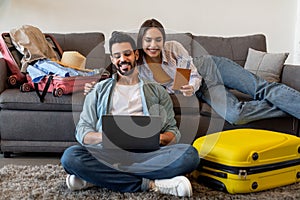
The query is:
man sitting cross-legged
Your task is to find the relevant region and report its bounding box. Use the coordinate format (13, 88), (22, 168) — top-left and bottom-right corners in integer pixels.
(60, 31), (200, 197)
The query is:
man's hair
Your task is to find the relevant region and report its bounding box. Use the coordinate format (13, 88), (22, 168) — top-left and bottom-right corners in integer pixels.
(109, 31), (137, 54)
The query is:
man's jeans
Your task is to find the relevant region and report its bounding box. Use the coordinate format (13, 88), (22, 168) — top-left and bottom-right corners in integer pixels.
(194, 55), (300, 124)
(61, 144), (199, 193)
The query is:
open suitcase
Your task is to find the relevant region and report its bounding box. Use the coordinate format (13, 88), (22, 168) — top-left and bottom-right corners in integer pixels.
(0, 32), (62, 87)
(21, 71), (110, 102)
(192, 129), (300, 194)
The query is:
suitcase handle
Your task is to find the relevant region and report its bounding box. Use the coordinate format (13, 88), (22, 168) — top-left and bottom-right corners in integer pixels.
(34, 75), (53, 102)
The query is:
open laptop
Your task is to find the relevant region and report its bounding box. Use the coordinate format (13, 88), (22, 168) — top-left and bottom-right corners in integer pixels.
(102, 115), (162, 152)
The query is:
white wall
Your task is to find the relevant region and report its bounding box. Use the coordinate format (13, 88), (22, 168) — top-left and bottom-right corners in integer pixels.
(0, 0), (298, 64)
(294, 1), (300, 64)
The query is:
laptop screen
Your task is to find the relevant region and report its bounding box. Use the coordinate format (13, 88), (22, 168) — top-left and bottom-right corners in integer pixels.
(102, 115), (162, 152)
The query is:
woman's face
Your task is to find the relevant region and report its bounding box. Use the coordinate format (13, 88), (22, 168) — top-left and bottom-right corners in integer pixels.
(142, 27), (164, 59)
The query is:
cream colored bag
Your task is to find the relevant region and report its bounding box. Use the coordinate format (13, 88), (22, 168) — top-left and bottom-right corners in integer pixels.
(10, 25), (60, 72)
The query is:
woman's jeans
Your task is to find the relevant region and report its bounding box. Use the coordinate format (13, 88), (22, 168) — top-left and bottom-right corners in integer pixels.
(61, 144), (200, 193)
(194, 55), (300, 124)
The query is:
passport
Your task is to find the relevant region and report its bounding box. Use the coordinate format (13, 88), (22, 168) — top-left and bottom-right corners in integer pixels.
(172, 68), (191, 90)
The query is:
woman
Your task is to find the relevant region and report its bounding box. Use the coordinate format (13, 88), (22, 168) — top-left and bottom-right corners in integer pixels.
(126, 18), (300, 125)
(135, 19), (202, 97)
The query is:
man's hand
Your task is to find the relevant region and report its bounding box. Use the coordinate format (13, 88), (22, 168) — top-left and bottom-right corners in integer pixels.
(83, 131), (102, 145)
(84, 81), (96, 95)
(160, 132), (176, 146)
(180, 84), (194, 96)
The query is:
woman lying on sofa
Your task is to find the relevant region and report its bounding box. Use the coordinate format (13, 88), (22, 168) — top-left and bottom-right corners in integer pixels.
(85, 18), (300, 125)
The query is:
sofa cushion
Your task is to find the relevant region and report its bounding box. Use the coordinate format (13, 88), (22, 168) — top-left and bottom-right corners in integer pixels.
(0, 89), (85, 111)
(50, 32), (106, 70)
(0, 58), (8, 93)
(281, 65), (300, 91)
(165, 33), (193, 55)
(244, 48), (289, 82)
(192, 34), (267, 66)
(170, 94), (201, 115)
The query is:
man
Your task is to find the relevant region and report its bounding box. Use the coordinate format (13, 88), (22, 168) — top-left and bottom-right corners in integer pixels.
(61, 32), (200, 197)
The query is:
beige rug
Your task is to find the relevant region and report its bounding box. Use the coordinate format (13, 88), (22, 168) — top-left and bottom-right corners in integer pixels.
(0, 164), (299, 200)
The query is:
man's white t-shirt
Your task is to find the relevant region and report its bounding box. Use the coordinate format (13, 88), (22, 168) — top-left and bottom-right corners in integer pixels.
(110, 83), (143, 115)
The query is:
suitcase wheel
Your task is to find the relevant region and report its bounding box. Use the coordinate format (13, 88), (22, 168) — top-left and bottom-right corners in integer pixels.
(251, 182), (258, 190)
(53, 88), (64, 97)
(20, 83), (31, 92)
(252, 152), (259, 161)
(8, 75), (17, 86)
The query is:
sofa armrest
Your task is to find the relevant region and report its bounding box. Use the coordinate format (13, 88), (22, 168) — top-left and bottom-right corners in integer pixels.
(281, 64), (300, 92)
(0, 58), (8, 94)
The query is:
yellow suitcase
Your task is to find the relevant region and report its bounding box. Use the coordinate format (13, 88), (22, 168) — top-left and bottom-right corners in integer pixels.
(192, 128), (300, 194)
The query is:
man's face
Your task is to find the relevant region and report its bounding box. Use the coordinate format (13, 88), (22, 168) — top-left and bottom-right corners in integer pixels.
(110, 42), (139, 76)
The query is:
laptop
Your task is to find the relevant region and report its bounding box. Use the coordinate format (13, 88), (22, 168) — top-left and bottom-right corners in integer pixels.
(102, 115), (162, 152)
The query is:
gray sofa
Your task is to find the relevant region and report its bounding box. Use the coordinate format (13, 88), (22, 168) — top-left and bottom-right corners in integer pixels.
(0, 32), (299, 157)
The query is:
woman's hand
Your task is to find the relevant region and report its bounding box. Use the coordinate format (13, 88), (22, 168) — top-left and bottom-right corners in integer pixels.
(180, 84), (194, 96)
(84, 81), (96, 95)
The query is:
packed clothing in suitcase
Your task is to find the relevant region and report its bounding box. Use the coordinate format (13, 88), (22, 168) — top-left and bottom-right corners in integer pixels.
(1, 25), (110, 102)
(192, 129), (300, 194)
(0, 31), (61, 87)
(22, 70), (108, 102)
(21, 51), (109, 102)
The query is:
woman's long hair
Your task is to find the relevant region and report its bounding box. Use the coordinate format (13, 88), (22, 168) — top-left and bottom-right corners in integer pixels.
(137, 19), (166, 65)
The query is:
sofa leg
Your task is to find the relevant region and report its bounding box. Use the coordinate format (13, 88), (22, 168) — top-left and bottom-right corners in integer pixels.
(3, 152), (12, 158)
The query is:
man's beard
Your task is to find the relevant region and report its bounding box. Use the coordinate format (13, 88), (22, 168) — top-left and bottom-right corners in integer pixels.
(115, 61), (136, 76)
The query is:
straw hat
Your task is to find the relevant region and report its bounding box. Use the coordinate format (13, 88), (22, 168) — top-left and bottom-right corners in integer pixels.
(57, 51), (86, 70)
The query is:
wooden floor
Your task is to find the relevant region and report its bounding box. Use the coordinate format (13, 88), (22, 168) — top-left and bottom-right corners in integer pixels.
(0, 152), (61, 168)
